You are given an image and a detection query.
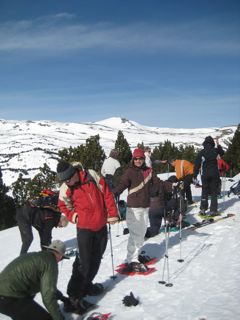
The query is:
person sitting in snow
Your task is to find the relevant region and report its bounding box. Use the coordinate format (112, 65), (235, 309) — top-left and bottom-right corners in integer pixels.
(146, 176), (188, 238)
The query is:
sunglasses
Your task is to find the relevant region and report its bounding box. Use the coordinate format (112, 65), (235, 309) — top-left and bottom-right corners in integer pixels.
(133, 157), (144, 161)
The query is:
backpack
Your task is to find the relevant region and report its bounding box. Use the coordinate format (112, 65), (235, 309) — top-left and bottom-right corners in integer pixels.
(29, 189), (60, 211)
(71, 162), (103, 193)
(228, 180), (240, 197)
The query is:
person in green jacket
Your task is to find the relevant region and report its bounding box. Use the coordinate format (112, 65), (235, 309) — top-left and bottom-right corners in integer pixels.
(0, 240), (68, 320)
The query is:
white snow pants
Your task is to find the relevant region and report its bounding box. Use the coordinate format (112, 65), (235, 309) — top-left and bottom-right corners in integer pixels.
(126, 207), (149, 263)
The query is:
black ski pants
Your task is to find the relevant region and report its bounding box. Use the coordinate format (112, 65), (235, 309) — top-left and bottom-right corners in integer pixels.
(146, 207), (164, 238)
(0, 295), (52, 320)
(183, 174), (193, 203)
(67, 225), (108, 299)
(16, 207), (34, 255)
(200, 175), (220, 212)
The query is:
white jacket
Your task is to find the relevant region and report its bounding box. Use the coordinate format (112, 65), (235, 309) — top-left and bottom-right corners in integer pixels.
(101, 157), (120, 177)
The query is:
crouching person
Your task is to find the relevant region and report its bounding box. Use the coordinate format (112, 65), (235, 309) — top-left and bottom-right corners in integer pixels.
(56, 161), (118, 314)
(145, 177), (173, 238)
(0, 240), (68, 320)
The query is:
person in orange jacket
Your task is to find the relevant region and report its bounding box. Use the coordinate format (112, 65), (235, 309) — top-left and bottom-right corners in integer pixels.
(168, 159), (194, 205)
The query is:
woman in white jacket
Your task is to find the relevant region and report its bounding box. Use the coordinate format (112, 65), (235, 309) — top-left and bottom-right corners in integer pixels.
(101, 149), (121, 190)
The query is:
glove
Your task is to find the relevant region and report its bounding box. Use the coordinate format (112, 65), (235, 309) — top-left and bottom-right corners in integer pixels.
(122, 292), (139, 307)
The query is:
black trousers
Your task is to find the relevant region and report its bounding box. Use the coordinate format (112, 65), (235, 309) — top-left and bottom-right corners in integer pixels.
(0, 296), (52, 320)
(200, 175), (220, 212)
(16, 208), (34, 255)
(67, 225), (108, 299)
(183, 174), (193, 202)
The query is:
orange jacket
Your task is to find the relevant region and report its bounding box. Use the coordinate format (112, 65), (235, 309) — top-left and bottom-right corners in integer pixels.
(172, 159), (194, 180)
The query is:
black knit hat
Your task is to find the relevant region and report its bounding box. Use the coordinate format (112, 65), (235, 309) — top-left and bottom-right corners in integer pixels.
(56, 161), (76, 182)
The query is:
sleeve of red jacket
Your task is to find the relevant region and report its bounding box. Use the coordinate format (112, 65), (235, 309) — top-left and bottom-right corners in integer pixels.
(99, 177), (119, 222)
(58, 183), (78, 224)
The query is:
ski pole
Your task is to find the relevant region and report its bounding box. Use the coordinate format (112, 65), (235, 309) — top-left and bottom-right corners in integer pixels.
(177, 184), (184, 263)
(108, 224), (117, 279)
(159, 210), (173, 287)
(177, 213), (184, 263)
(222, 174), (226, 211)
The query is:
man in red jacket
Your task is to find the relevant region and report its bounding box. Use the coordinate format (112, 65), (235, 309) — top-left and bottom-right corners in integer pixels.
(57, 161), (118, 313)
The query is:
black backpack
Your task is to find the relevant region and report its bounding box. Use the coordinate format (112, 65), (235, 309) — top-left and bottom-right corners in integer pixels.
(29, 189), (59, 211)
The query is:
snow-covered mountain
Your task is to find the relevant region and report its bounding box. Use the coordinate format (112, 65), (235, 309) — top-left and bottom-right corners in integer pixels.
(0, 117), (237, 186)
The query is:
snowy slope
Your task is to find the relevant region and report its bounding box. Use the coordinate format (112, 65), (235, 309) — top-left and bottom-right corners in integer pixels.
(0, 176), (239, 320)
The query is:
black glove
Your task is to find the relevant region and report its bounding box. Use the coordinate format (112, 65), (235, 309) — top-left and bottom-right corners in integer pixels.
(122, 292), (139, 307)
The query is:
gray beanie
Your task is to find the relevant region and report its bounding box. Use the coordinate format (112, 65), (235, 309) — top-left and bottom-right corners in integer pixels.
(57, 161), (76, 181)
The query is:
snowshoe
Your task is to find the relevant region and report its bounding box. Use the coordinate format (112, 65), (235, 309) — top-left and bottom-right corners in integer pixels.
(130, 262), (149, 273)
(64, 297), (97, 315)
(86, 312), (112, 319)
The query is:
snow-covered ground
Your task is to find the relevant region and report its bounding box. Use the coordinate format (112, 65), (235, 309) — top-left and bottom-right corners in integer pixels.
(0, 175), (239, 320)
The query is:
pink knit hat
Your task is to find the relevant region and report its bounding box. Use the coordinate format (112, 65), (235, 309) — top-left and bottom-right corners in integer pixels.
(132, 148), (145, 159)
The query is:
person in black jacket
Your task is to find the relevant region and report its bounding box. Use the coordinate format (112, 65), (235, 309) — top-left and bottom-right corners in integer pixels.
(194, 136), (224, 216)
(16, 205), (68, 255)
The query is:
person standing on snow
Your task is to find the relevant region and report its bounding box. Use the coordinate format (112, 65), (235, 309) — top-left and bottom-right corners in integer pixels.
(0, 240), (68, 320)
(194, 136), (224, 216)
(56, 161), (118, 313)
(101, 149), (121, 190)
(112, 148), (158, 272)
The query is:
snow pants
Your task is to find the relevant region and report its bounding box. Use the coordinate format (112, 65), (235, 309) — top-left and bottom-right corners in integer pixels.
(67, 225), (108, 299)
(200, 175), (220, 212)
(16, 207), (34, 255)
(146, 207), (164, 238)
(126, 207), (149, 263)
(183, 174), (193, 203)
(0, 295), (52, 320)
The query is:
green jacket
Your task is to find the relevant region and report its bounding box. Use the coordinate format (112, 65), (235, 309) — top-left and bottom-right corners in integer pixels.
(0, 251), (64, 320)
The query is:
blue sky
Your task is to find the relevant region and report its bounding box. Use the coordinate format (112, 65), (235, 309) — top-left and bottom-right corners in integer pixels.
(0, 0), (239, 128)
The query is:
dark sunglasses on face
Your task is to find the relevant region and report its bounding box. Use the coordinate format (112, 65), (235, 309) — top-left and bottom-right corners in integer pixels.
(133, 157), (144, 161)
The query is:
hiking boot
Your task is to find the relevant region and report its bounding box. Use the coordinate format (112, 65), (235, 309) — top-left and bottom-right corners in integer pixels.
(199, 209), (206, 215)
(138, 254), (151, 264)
(66, 298), (96, 315)
(130, 262), (149, 273)
(63, 297), (78, 313)
(86, 283), (104, 296)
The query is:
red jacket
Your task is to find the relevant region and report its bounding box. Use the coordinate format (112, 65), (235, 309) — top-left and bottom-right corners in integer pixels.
(58, 170), (118, 231)
(218, 159), (230, 175)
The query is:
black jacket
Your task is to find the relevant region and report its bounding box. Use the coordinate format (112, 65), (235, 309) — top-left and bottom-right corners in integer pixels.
(194, 141), (224, 178)
(18, 205), (61, 246)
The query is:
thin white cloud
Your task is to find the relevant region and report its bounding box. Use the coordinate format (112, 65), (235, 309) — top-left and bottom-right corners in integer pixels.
(0, 13), (239, 56)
